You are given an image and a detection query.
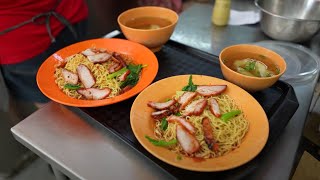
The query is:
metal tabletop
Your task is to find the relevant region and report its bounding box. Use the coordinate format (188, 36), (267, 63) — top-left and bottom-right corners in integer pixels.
(11, 3), (319, 180)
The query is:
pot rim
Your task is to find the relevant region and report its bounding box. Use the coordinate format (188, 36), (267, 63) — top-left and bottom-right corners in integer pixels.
(254, 0), (320, 22)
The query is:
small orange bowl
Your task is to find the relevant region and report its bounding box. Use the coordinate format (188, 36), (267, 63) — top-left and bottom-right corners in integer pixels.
(219, 44), (286, 92)
(117, 6), (179, 52)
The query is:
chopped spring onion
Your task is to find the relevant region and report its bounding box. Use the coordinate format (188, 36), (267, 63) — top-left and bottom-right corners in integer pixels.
(221, 110), (241, 122)
(64, 84), (81, 90)
(145, 135), (177, 147)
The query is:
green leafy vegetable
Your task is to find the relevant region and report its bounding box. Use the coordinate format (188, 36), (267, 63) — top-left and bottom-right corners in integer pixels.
(176, 155), (182, 160)
(221, 110), (241, 122)
(120, 64), (143, 88)
(175, 112), (182, 116)
(182, 75), (197, 92)
(160, 118), (168, 131)
(129, 64), (143, 74)
(244, 61), (256, 71)
(107, 67), (128, 79)
(64, 84), (81, 90)
(145, 135), (177, 147)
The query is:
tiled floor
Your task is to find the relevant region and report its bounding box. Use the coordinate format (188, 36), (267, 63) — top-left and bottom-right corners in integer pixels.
(292, 151), (320, 180)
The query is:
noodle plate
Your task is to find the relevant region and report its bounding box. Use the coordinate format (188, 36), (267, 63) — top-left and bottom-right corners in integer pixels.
(151, 91), (249, 159)
(54, 48), (138, 100)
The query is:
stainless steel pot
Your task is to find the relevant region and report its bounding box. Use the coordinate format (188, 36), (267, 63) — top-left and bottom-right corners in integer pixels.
(255, 0), (320, 42)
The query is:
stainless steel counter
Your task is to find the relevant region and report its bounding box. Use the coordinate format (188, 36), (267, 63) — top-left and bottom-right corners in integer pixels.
(11, 3), (319, 180)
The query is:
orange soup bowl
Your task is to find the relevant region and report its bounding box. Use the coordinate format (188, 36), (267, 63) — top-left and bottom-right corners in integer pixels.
(117, 6), (179, 52)
(219, 44), (286, 92)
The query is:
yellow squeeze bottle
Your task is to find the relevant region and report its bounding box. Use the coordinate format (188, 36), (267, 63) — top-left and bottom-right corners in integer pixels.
(212, 0), (231, 26)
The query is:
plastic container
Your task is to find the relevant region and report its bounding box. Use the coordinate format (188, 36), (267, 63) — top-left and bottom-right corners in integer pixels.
(212, 0), (231, 26)
(253, 41), (320, 83)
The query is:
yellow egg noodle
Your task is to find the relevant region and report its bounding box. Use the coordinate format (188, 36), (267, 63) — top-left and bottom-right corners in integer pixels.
(154, 94), (249, 159)
(54, 52), (132, 99)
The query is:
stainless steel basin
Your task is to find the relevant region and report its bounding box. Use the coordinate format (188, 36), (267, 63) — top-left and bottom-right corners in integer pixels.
(255, 0), (320, 42)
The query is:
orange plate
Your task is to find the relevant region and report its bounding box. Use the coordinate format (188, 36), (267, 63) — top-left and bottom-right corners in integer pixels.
(130, 75), (269, 172)
(37, 38), (158, 107)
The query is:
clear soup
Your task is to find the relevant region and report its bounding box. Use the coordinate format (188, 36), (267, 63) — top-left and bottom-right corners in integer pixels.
(125, 16), (172, 30)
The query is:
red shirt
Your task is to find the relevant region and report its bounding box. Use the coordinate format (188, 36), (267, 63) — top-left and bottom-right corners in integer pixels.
(0, 0), (88, 64)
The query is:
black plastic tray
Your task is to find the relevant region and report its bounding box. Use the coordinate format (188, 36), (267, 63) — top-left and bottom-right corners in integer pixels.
(73, 36), (299, 179)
